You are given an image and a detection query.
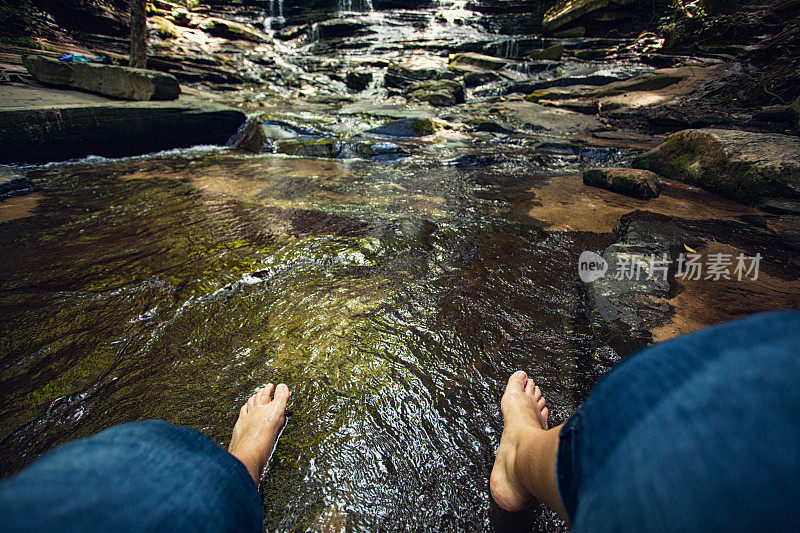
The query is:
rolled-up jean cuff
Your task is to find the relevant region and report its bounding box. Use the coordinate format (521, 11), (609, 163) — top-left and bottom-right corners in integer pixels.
(555, 411), (582, 522)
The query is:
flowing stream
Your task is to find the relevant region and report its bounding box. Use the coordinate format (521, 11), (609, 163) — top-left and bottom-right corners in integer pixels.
(1, 2), (651, 531)
(0, 142), (629, 529)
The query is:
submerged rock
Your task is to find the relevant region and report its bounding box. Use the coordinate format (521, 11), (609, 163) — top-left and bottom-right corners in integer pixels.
(543, 0), (636, 32)
(634, 129), (800, 211)
(23, 55), (180, 101)
(584, 217), (676, 335)
(366, 118), (450, 137)
(405, 80), (465, 107)
(199, 17), (268, 42)
(0, 166), (33, 200)
(583, 168), (661, 199)
(275, 139), (406, 159)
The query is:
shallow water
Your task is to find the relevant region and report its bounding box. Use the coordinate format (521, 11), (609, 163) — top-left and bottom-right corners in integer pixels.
(0, 145), (628, 530)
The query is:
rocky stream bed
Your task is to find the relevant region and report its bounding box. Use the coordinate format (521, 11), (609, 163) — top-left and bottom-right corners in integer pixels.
(1, 0), (799, 530)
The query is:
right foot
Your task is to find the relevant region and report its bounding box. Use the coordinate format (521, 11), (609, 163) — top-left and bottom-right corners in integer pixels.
(490, 370), (550, 512)
(229, 383), (290, 485)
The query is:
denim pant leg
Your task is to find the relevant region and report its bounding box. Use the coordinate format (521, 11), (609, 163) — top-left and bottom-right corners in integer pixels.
(556, 310), (800, 532)
(0, 420), (262, 533)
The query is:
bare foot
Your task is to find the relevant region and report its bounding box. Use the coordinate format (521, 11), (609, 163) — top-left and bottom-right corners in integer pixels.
(490, 370), (550, 512)
(229, 383), (289, 484)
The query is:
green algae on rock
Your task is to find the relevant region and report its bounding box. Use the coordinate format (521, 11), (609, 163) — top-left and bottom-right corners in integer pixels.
(366, 118), (451, 137)
(583, 167), (662, 199)
(448, 52), (510, 73)
(634, 129), (800, 212)
(404, 79), (465, 107)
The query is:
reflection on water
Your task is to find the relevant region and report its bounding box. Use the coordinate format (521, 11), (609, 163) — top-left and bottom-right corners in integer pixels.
(0, 150), (618, 531)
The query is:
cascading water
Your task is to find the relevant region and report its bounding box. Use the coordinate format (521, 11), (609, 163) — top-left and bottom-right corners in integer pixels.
(264, 0), (285, 29)
(337, 0), (374, 13)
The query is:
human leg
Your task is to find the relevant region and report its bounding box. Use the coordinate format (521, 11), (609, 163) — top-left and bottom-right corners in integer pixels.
(492, 311), (800, 531)
(0, 383), (289, 533)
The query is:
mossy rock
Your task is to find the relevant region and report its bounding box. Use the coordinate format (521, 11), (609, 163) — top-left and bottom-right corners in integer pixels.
(633, 129), (800, 209)
(524, 88), (584, 102)
(276, 139), (343, 158)
(527, 44), (564, 61)
(448, 53), (509, 73)
(405, 80), (465, 107)
(199, 17), (267, 43)
(542, 0), (635, 32)
(366, 118), (450, 137)
(583, 168), (661, 199)
(150, 16), (179, 39)
(589, 71), (686, 98)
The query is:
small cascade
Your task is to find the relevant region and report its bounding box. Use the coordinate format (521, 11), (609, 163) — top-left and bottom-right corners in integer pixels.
(337, 0), (373, 13)
(497, 38), (519, 59)
(264, 0), (285, 30)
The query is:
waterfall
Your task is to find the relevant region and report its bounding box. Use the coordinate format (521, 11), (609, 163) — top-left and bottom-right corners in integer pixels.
(270, 0), (284, 20)
(263, 0), (284, 29)
(337, 0), (373, 13)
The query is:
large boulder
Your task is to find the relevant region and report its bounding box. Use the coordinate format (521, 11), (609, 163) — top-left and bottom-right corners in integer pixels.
(0, 166), (33, 199)
(405, 80), (465, 107)
(23, 55), (180, 101)
(366, 118), (450, 137)
(583, 168), (662, 199)
(634, 129), (800, 212)
(448, 53), (510, 73)
(543, 0), (636, 32)
(0, 104), (245, 164)
(199, 17), (268, 42)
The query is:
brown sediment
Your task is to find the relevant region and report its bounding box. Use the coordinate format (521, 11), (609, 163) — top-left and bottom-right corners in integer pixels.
(0, 193), (42, 223)
(525, 174), (762, 233)
(653, 242), (800, 343)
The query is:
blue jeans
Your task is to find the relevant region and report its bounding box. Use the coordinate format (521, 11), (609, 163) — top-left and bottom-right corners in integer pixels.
(557, 310), (800, 531)
(1, 311), (798, 531)
(0, 420), (261, 532)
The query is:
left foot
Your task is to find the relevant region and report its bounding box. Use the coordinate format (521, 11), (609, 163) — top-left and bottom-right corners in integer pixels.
(490, 371), (550, 512)
(229, 383), (289, 484)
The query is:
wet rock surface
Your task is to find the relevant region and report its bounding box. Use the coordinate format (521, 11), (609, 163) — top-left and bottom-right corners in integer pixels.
(199, 17), (270, 43)
(583, 167), (661, 199)
(0, 166), (34, 199)
(0, 95), (245, 164)
(405, 79), (465, 106)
